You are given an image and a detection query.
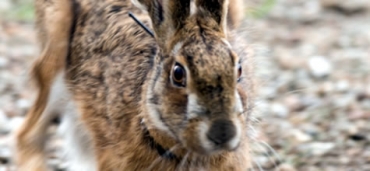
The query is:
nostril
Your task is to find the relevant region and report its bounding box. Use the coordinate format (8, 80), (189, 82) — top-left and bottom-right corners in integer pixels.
(207, 119), (236, 146)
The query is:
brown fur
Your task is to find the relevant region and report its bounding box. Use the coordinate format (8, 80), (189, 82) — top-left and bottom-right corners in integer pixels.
(227, 0), (244, 29)
(15, 0), (254, 170)
(15, 0), (73, 170)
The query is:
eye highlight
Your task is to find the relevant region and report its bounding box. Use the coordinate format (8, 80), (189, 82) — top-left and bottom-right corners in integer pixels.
(171, 63), (186, 87)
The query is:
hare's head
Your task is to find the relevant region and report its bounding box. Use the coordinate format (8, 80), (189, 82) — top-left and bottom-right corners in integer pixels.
(134, 0), (249, 155)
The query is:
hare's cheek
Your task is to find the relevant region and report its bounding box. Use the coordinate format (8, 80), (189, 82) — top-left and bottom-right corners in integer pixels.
(197, 121), (214, 153)
(227, 118), (243, 150)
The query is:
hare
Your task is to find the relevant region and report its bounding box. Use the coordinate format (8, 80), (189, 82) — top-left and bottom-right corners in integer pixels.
(15, 0), (255, 170)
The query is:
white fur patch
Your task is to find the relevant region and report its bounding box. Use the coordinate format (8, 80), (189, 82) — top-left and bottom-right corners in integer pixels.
(131, 0), (148, 11)
(221, 0), (229, 35)
(186, 93), (203, 119)
(171, 42), (184, 56)
(52, 73), (97, 171)
(198, 121), (212, 152)
(58, 103), (97, 171)
(227, 91), (243, 149)
(234, 91), (243, 114)
(228, 118), (241, 149)
(146, 103), (175, 138)
(221, 38), (232, 49)
(190, 1), (197, 16)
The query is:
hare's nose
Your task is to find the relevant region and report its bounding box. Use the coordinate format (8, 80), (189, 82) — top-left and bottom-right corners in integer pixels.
(207, 119), (236, 146)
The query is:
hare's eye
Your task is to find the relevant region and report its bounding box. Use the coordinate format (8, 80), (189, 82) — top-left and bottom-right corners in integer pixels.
(172, 63), (186, 87)
(237, 63), (242, 82)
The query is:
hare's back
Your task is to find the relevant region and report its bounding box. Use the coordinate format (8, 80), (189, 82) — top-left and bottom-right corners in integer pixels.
(66, 1), (156, 118)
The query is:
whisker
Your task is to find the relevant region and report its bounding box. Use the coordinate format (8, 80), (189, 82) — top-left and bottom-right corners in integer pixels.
(250, 165), (256, 171)
(253, 142), (279, 170)
(259, 141), (282, 166)
(146, 154), (163, 171)
(190, 152), (197, 170)
(146, 144), (180, 171)
(252, 157), (264, 171)
(176, 151), (189, 171)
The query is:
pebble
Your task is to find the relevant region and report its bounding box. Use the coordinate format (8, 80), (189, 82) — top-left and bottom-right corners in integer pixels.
(364, 151), (370, 162)
(298, 142), (336, 156)
(332, 94), (355, 108)
(0, 110), (8, 134)
(322, 0), (370, 12)
(291, 129), (312, 143)
(48, 158), (63, 170)
(0, 140), (11, 164)
(6, 117), (24, 133)
(0, 166), (8, 171)
(335, 80), (350, 92)
(283, 95), (303, 112)
(271, 102), (289, 118)
(301, 0), (322, 22)
(308, 56), (332, 78)
(277, 163), (297, 171)
(317, 82), (334, 96)
(16, 99), (31, 111)
(0, 56), (9, 68)
(0, 0), (11, 11)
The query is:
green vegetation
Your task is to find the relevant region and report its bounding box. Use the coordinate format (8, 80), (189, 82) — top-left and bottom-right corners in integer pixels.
(2, 0), (34, 22)
(248, 0), (276, 18)
(2, 0), (276, 22)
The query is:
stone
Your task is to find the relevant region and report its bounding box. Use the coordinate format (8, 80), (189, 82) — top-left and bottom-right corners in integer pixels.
(278, 163), (297, 171)
(321, 0), (370, 13)
(298, 142), (336, 156)
(0, 56), (9, 68)
(0, 0), (11, 11)
(0, 110), (9, 134)
(308, 56), (332, 78)
(16, 99), (31, 111)
(335, 80), (350, 92)
(291, 129), (312, 143)
(6, 117), (24, 133)
(271, 102), (289, 118)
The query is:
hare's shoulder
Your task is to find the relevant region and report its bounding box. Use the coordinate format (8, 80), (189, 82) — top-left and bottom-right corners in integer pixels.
(67, 2), (157, 105)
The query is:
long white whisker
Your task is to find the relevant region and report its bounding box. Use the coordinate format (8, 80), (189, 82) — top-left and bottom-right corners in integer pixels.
(146, 154), (163, 171)
(190, 152), (197, 170)
(146, 145), (180, 171)
(176, 152), (189, 171)
(253, 142), (279, 170)
(259, 141), (282, 171)
(252, 157), (264, 171)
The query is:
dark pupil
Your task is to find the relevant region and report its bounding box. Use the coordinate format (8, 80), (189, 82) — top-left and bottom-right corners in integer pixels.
(173, 66), (184, 81)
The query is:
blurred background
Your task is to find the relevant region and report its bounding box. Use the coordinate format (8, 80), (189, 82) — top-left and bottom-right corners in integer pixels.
(0, 0), (369, 170)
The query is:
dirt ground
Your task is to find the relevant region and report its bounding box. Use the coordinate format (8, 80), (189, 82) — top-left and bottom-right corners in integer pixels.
(0, 0), (369, 171)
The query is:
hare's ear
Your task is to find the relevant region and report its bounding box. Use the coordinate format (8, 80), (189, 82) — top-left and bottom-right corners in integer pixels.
(196, 0), (229, 35)
(132, 0), (191, 48)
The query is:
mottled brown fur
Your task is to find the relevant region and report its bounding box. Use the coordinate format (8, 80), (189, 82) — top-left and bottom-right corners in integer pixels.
(15, 0), (254, 170)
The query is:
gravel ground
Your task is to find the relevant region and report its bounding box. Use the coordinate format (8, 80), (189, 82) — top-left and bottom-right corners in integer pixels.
(0, 0), (370, 171)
